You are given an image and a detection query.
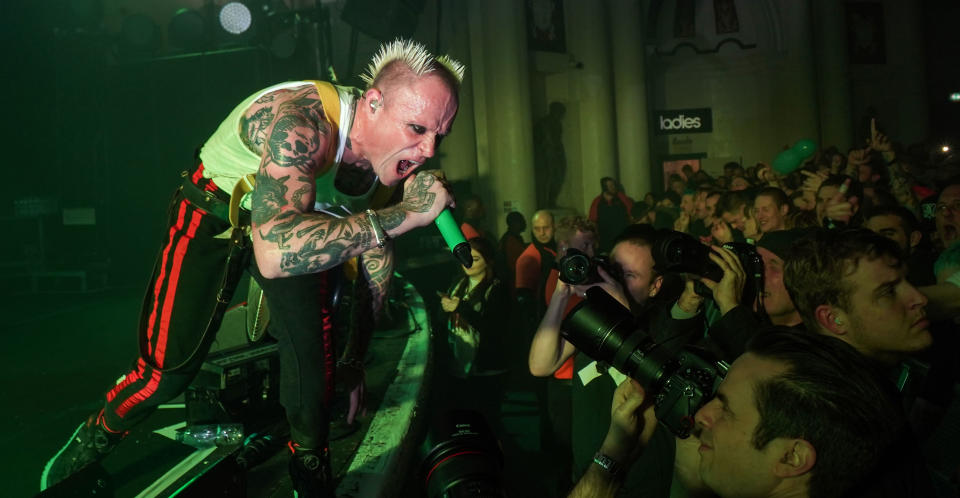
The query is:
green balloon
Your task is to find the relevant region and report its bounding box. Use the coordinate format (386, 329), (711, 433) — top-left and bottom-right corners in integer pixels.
(772, 148), (801, 175)
(792, 139), (817, 159)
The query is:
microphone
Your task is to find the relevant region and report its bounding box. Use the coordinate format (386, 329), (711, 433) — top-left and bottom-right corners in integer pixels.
(434, 209), (473, 268)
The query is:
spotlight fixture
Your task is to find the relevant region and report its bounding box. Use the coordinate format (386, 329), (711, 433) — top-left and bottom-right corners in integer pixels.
(168, 8), (207, 50)
(220, 2), (253, 35)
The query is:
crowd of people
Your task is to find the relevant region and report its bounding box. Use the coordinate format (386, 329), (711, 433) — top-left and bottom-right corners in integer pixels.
(436, 122), (960, 498)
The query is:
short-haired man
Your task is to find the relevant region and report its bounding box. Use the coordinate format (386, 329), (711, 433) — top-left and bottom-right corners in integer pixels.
(515, 209), (557, 318)
(784, 228), (931, 365)
(864, 205), (935, 285)
(689, 189), (722, 239)
(713, 190), (758, 243)
(589, 177), (634, 253)
(753, 187), (791, 236)
(570, 329), (927, 498)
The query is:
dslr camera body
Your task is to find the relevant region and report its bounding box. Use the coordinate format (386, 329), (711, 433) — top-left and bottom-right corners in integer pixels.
(561, 288), (728, 438)
(651, 229), (764, 308)
(557, 248), (622, 286)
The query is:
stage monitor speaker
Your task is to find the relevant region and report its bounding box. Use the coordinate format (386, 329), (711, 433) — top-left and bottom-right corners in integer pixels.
(341, 0), (425, 41)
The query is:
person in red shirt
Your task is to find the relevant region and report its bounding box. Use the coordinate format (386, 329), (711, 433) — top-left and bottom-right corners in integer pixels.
(589, 177), (634, 253)
(527, 215), (598, 495)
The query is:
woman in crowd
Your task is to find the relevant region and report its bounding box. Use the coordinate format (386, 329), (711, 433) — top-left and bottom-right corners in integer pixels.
(438, 237), (511, 423)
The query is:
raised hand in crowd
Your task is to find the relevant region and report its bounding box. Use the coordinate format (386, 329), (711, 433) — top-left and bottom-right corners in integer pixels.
(823, 178), (858, 225)
(800, 170), (827, 206)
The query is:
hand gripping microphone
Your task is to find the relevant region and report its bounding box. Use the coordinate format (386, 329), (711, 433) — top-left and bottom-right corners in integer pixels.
(434, 209), (473, 268)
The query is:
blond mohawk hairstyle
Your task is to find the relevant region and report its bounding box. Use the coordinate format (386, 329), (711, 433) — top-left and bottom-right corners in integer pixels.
(360, 38), (465, 89)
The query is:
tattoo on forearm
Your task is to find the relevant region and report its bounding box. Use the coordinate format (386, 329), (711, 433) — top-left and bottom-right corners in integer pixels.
(361, 247), (394, 314)
(379, 206), (406, 232)
(291, 176), (313, 210)
(251, 173), (290, 226)
(280, 239), (350, 274)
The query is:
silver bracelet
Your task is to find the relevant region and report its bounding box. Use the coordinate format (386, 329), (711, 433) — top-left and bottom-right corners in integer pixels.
(364, 209), (389, 248)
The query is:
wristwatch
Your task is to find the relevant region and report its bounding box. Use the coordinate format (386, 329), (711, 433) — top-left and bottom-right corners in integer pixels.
(592, 452), (623, 476)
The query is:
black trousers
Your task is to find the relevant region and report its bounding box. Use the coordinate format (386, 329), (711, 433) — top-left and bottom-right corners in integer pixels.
(102, 172), (336, 449)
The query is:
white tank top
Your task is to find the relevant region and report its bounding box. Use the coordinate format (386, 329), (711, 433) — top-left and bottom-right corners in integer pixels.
(198, 81), (380, 215)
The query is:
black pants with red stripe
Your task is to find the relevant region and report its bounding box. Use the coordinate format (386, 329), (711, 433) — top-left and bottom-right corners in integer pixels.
(102, 181), (335, 449)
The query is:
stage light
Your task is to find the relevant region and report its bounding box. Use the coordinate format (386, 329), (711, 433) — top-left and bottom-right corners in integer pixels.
(220, 2), (253, 35)
(168, 8), (207, 50)
(950, 92), (960, 103)
(942, 145), (951, 153)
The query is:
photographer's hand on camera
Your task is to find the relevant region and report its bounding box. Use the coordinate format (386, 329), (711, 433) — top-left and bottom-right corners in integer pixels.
(700, 246), (746, 316)
(568, 379), (657, 498)
(577, 266), (631, 311)
(676, 279), (705, 315)
(602, 379), (658, 462)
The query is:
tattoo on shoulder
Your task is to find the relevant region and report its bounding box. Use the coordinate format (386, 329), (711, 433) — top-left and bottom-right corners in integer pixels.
(240, 107), (276, 152)
(266, 113), (327, 175)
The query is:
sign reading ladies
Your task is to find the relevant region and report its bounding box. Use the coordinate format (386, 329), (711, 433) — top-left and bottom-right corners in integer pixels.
(654, 108), (713, 135)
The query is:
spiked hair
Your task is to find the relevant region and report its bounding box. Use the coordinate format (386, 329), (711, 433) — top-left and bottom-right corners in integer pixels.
(360, 38), (465, 90)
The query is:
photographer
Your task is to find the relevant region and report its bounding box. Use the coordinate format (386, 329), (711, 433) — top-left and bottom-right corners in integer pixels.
(569, 329), (930, 498)
(665, 229), (808, 362)
(526, 214), (598, 494)
(529, 224), (702, 496)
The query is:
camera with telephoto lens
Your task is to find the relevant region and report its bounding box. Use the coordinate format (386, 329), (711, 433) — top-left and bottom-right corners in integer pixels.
(558, 248), (622, 286)
(419, 410), (507, 498)
(651, 229), (764, 307)
(561, 287), (728, 438)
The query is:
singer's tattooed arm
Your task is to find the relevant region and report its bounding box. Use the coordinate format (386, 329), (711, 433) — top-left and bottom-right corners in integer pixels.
(249, 86), (448, 279)
(250, 86), (380, 278)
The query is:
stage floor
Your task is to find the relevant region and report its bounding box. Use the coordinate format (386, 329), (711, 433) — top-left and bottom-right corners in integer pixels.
(5, 277), (563, 498)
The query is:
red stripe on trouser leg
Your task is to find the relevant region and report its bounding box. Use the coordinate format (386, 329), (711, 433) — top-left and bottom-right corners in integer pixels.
(322, 311), (335, 403)
(105, 358), (146, 403)
(115, 366), (163, 418)
(145, 200), (188, 355)
(153, 208), (204, 368)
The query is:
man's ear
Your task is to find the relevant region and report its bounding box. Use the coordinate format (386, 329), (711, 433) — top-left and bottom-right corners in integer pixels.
(909, 230), (922, 249)
(649, 275), (664, 298)
(779, 204), (790, 218)
(773, 439), (816, 478)
(364, 88), (383, 113)
(814, 304), (847, 336)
